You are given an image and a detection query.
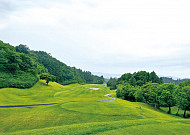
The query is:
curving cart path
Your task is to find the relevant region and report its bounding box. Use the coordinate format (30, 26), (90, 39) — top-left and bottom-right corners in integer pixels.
(0, 103), (57, 108)
(99, 93), (117, 102)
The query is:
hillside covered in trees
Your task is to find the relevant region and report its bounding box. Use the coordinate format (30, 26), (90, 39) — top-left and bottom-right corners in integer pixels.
(161, 77), (189, 85)
(108, 71), (190, 118)
(0, 40), (104, 88)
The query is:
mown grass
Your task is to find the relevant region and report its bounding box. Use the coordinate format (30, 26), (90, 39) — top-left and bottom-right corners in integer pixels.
(2, 119), (190, 135)
(0, 80), (189, 134)
(161, 106), (190, 118)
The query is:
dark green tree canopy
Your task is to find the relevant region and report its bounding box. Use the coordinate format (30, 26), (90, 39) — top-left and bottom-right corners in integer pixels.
(0, 41), (39, 88)
(15, 44), (30, 54)
(107, 77), (118, 90)
(176, 86), (190, 117)
(32, 51), (104, 85)
(179, 79), (190, 87)
(40, 73), (56, 85)
(118, 71), (163, 86)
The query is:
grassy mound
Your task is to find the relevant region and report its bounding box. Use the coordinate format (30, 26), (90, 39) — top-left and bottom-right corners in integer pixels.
(0, 80), (189, 134)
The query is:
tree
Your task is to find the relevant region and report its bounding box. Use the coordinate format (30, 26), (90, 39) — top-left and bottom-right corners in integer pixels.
(134, 88), (144, 102)
(15, 44), (30, 54)
(175, 86), (190, 118)
(122, 84), (137, 101)
(40, 73), (56, 85)
(179, 79), (190, 87)
(116, 84), (125, 99)
(107, 77), (117, 90)
(159, 90), (175, 114)
(159, 83), (176, 114)
(129, 76), (136, 86)
(118, 73), (132, 83)
(134, 71), (149, 86)
(149, 71), (163, 84)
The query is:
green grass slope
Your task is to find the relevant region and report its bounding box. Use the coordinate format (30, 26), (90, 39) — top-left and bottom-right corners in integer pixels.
(3, 119), (190, 135)
(0, 80), (189, 134)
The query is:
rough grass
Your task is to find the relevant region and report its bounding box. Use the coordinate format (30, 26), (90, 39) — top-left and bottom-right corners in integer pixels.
(0, 80), (189, 134)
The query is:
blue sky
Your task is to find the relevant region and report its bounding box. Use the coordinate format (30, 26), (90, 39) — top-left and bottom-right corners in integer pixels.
(0, 0), (190, 78)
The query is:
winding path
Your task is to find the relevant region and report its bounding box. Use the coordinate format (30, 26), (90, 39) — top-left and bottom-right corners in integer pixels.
(0, 103), (57, 108)
(99, 93), (117, 102)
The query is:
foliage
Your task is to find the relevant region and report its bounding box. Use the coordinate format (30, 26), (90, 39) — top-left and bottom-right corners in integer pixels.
(161, 77), (189, 85)
(175, 86), (190, 117)
(159, 83), (176, 114)
(0, 71), (39, 89)
(118, 71), (163, 87)
(116, 84), (125, 99)
(15, 44), (30, 54)
(118, 82), (177, 109)
(149, 71), (163, 83)
(0, 40), (104, 88)
(107, 77), (117, 90)
(141, 83), (161, 107)
(31, 51), (104, 85)
(159, 90), (175, 114)
(0, 40), (39, 88)
(179, 79), (190, 87)
(73, 68), (104, 84)
(116, 71), (164, 107)
(117, 76), (190, 118)
(40, 73), (56, 85)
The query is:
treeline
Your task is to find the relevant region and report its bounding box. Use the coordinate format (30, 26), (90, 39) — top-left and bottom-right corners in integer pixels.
(107, 71), (162, 90)
(111, 71), (190, 118)
(0, 40), (104, 88)
(161, 77), (189, 85)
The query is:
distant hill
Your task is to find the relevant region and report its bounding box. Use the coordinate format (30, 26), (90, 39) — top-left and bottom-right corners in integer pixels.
(92, 72), (122, 79)
(0, 40), (104, 88)
(161, 77), (189, 85)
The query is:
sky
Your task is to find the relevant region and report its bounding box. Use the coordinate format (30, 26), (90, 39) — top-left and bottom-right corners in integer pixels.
(0, 0), (190, 78)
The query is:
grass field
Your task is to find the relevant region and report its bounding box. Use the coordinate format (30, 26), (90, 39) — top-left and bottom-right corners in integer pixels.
(0, 80), (189, 134)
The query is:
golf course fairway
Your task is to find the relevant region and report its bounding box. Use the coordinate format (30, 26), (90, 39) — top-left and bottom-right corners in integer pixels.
(0, 80), (189, 134)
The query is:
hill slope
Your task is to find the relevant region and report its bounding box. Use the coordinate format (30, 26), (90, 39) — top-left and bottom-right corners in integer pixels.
(0, 40), (104, 88)
(31, 50), (104, 85)
(0, 41), (39, 88)
(0, 81), (189, 134)
(161, 77), (189, 85)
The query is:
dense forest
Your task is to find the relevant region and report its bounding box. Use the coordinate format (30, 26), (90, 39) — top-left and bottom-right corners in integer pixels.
(0, 40), (104, 88)
(107, 71), (163, 90)
(108, 71), (190, 118)
(31, 51), (104, 85)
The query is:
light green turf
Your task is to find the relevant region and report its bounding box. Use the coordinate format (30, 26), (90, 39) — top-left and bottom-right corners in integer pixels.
(0, 80), (189, 134)
(2, 119), (190, 135)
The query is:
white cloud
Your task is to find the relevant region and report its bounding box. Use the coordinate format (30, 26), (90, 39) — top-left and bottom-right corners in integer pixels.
(0, 0), (190, 78)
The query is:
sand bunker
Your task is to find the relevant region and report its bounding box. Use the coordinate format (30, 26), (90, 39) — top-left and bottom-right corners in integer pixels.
(90, 88), (99, 90)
